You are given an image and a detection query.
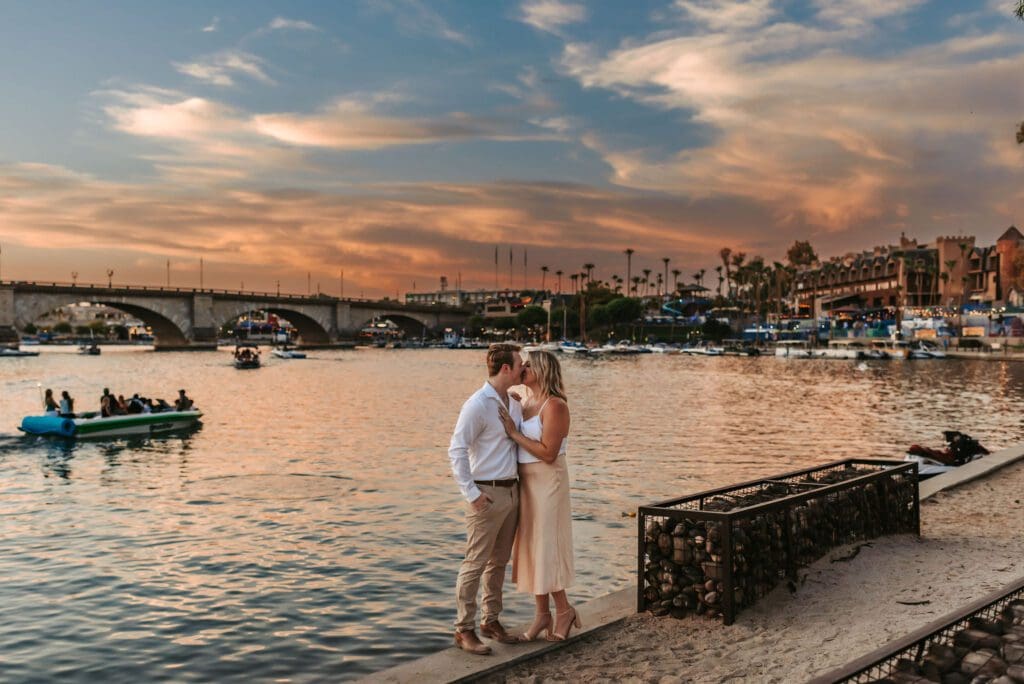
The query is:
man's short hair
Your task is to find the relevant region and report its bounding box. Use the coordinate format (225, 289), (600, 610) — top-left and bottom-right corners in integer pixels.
(486, 343), (521, 376)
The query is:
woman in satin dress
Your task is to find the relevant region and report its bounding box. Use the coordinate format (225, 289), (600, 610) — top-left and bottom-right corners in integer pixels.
(498, 350), (579, 642)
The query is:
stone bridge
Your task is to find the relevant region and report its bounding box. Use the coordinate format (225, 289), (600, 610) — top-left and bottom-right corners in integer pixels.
(0, 281), (470, 349)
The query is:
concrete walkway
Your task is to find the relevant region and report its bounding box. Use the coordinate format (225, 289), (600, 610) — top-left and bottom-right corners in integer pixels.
(364, 443), (1024, 683)
(365, 587), (633, 683)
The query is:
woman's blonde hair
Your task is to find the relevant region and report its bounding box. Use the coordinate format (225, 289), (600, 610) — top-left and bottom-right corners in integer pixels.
(527, 350), (567, 402)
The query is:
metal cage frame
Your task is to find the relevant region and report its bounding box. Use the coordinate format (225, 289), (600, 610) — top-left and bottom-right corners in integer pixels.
(809, 575), (1024, 682)
(637, 459), (920, 625)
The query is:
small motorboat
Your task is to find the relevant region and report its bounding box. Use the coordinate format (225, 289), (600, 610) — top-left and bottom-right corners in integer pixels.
(0, 346), (40, 357)
(558, 341), (590, 355)
(905, 431), (989, 479)
(682, 342), (724, 356)
(908, 340), (947, 359)
(19, 410), (203, 439)
(234, 343), (261, 369)
(78, 342), (101, 355)
(271, 346), (306, 359)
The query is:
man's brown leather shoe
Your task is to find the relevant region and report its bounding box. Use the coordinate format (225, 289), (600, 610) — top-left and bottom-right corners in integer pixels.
(454, 629), (492, 655)
(480, 620), (518, 644)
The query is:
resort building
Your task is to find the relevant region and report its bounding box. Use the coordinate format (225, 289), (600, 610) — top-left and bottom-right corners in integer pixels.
(793, 227), (1022, 316)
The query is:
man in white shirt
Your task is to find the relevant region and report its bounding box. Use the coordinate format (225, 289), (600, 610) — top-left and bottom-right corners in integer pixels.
(448, 343), (525, 655)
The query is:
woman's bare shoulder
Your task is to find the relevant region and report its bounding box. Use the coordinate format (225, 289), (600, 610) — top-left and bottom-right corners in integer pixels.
(544, 396), (570, 414)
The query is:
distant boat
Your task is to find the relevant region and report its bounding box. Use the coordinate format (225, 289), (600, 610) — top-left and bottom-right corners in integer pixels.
(0, 346), (40, 357)
(271, 346), (306, 359)
(774, 340), (813, 358)
(558, 341), (590, 355)
(681, 342), (724, 356)
(908, 340), (947, 359)
(233, 343), (261, 369)
(19, 410), (203, 439)
(78, 342), (101, 355)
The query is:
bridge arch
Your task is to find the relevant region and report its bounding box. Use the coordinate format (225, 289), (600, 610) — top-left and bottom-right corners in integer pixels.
(15, 296), (189, 346)
(215, 304), (331, 345)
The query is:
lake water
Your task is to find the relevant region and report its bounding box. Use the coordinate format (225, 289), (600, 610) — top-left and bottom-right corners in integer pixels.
(1, 347), (1023, 681)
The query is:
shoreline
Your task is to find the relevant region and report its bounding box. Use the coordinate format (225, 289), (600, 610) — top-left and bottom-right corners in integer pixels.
(367, 445), (1024, 683)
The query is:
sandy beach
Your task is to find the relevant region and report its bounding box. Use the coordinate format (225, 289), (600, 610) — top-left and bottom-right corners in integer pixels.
(488, 460), (1024, 683)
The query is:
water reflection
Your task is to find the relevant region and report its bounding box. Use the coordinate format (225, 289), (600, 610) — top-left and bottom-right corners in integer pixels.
(1, 349), (1023, 681)
(17, 429), (202, 481)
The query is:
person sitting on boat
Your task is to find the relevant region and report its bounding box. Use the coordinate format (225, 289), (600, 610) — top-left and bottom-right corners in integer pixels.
(43, 388), (59, 415)
(59, 391), (75, 417)
(175, 389), (194, 411)
(154, 398), (172, 412)
(113, 394), (128, 415)
(100, 388), (113, 417)
(908, 431), (990, 467)
(127, 394), (146, 414)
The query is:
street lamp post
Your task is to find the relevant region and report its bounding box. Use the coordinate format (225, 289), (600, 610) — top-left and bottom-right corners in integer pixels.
(71, 271), (78, 287)
(106, 269), (114, 288)
(276, 280), (281, 297)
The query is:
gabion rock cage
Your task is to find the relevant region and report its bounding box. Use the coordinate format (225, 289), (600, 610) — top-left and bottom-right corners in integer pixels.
(810, 576), (1024, 683)
(637, 459), (919, 625)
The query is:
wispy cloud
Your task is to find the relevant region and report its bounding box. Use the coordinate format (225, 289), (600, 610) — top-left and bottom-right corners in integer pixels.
(672, 0), (776, 31)
(95, 87), (556, 182)
(174, 50), (274, 87)
(811, 0), (927, 28)
(252, 96), (551, 149)
(364, 0), (470, 45)
(201, 16), (219, 33)
(520, 0), (586, 36)
(268, 16), (319, 32)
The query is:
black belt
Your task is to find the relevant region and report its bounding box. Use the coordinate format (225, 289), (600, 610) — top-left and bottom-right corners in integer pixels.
(474, 479), (518, 487)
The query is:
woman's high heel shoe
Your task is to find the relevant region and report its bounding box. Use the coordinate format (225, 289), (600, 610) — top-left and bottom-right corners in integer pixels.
(517, 611), (552, 642)
(547, 607), (582, 641)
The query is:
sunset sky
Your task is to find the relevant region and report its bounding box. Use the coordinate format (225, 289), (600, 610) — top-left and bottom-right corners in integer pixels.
(1, 0), (1022, 297)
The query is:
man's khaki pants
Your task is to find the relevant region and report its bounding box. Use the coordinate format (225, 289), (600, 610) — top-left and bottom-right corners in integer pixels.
(454, 483), (519, 632)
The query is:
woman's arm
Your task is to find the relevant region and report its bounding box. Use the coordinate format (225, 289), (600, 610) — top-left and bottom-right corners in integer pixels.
(498, 399), (569, 464)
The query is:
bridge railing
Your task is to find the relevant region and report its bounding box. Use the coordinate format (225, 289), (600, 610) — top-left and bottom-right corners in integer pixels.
(0, 280), (469, 312)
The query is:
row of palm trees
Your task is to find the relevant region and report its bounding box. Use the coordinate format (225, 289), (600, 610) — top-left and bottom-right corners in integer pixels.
(536, 252), (712, 301)
(532, 248), (805, 317)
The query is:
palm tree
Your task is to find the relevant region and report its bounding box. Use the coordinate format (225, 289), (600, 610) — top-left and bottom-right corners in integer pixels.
(943, 259), (957, 307)
(624, 249), (635, 299)
(610, 274), (622, 293)
(631, 275), (641, 295)
(583, 263), (595, 283)
(555, 269), (563, 294)
(714, 265), (723, 297)
(540, 265), (549, 293)
(671, 268), (681, 294)
(731, 252), (747, 303)
(656, 273), (663, 297)
(641, 268), (652, 297)
(662, 257), (670, 295)
(569, 273), (578, 295)
(719, 247), (733, 299)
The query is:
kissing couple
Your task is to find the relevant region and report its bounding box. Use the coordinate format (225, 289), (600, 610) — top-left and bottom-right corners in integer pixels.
(447, 343), (579, 655)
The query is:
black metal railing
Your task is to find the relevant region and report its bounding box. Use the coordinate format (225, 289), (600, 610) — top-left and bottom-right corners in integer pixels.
(637, 459), (919, 625)
(809, 575), (1024, 682)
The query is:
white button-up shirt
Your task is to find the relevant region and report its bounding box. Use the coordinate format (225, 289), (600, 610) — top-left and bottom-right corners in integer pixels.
(448, 381), (522, 502)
